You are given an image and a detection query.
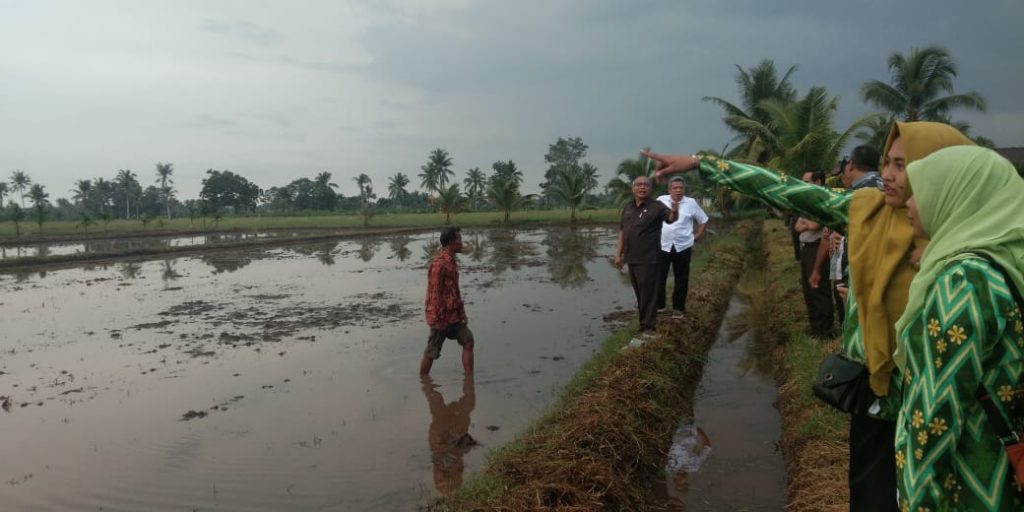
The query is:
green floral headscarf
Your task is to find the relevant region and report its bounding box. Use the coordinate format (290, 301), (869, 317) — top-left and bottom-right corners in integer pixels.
(894, 146), (1024, 369)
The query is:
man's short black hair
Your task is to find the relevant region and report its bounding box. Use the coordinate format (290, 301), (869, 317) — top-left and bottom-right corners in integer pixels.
(849, 145), (881, 173)
(440, 226), (462, 247)
(804, 170), (826, 184)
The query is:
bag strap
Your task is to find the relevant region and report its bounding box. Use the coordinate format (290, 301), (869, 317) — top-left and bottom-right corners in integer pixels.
(967, 253), (1024, 445)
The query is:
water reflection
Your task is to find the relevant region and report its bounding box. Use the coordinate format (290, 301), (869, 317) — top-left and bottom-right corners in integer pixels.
(317, 244), (336, 266)
(200, 252), (254, 274)
(487, 230), (537, 274)
(545, 229), (599, 288)
(357, 239), (380, 262)
(161, 259), (181, 286)
(422, 240), (440, 262)
(421, 376), (477, 497)
(119, 262), (142, 280)
(387, 236), (412, 262)
(463, 234), (486, 263)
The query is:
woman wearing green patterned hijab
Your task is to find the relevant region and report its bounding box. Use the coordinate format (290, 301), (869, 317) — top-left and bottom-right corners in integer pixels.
(896, 146), (1024, 511)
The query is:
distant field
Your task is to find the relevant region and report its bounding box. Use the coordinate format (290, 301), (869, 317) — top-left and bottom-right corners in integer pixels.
(0, 208), (622, 240)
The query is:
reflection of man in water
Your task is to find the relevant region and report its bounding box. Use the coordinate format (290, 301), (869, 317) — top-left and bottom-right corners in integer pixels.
(420, 226), (475, 376)
(422, 376), (476, 496)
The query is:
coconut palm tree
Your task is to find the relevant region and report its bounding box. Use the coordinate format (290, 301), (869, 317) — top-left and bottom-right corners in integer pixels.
(860, 45), (986, 122)
(154, 162), (175, 219)
(463, 168), (486, 211)
(854, 114), (897, 153)
(353, 173), (375, 226)
(732, 86), (884, 175)
(71, 179), (93, 210)
(0, 182), (8, 208)
(491, 160), (523, 188)
(387, 172), (410, 209)
(434, 184), (468, 225)
(549, 167), (589, 225)
(703, 59), (798, 162)
(10, 170), (31, 207)
(419, 148), (453, 194)
(28, 184), (49, 234)
(486, 178), (535, 223)
(115, 169), (139, 219)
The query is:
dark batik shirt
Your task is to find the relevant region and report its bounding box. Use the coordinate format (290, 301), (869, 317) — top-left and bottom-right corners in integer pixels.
(620, 197), (673, 265)
(425, 248), (466, 329)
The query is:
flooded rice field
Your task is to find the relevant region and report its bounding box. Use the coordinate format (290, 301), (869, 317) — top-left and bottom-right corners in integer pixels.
(649, 294), (785, 511)
(0, 232), (279, 259)
(0, 226), (637, 511)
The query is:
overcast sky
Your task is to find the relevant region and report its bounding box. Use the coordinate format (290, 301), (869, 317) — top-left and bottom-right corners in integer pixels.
(2, 0), (1022, 200)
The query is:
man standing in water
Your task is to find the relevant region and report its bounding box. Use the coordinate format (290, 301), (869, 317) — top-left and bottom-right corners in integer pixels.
(420, 227), (474, 375)
(615, 176), (679, 343)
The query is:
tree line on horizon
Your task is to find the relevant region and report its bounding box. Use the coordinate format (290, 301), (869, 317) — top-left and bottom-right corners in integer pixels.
(2, 45), (1016, 234)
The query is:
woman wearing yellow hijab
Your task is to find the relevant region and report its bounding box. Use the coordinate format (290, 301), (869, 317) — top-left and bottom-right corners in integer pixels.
(644, 121), (974, 511)
(895, 146), (1024, 511)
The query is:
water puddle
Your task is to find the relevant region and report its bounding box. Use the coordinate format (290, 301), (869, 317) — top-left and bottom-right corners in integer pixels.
(648, 294), (786, 511)
(0, 226), (635, 511)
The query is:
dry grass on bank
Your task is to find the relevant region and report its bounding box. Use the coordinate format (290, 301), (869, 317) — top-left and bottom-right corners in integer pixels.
(432, 221), (758, 511)
(758, 219), (851, 512)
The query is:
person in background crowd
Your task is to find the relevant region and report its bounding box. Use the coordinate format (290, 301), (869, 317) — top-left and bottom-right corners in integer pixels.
(794, 170), (836, 338)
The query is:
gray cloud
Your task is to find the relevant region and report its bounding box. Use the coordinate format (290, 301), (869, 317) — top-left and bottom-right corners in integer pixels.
(1, 0), (1021, 200)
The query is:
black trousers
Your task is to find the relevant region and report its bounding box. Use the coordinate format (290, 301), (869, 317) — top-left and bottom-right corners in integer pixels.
(628, 262), (659, 332)
(656, 246), (693, 312)
(849, 414), (898, 512)
(799, 242), (834, 337)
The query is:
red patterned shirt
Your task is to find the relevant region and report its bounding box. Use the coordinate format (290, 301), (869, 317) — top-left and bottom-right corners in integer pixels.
(424, 248), (466, 329)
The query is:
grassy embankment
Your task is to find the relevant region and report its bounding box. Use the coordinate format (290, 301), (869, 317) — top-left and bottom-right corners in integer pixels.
(750, 219), (850, 511)
(0, 209), (622, 241)
(431, 219), (759, 511)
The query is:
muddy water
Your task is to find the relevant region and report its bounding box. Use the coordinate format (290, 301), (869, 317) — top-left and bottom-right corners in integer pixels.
(0, 232), (278, 259)
(649, 294), (786, 511)
(0, 226), (634, 511)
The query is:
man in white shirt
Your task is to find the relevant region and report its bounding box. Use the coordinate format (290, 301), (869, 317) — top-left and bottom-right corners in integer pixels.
(656, 177), (709, 319)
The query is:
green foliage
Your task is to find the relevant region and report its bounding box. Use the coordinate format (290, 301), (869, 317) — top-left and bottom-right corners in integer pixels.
(434, 184), (468, 224)
(75, 212), (94, 232)
(736, 86), (884, 174)
(353, 173), (376, 226)
(860, 45), (986, 122)
(542, 137), (593, 206)
(703, 59), (798, 163)
(200, 169), (260, 213)
(419, 148), (454, 194)
(462, 168), (487, 211)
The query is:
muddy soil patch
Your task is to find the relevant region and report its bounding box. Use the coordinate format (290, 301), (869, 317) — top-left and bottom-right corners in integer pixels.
(126, 291), (415, 355)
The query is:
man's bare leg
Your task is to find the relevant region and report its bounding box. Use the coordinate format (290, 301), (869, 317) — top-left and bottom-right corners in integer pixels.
(461, 342), (474, 375)
(419, 355), (434, 376)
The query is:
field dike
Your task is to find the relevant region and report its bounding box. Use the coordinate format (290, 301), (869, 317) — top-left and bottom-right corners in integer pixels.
(430, 219), (760, 511)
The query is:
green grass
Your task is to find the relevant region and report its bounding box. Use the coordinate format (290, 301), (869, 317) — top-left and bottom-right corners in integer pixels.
(0, 208), (625, 239)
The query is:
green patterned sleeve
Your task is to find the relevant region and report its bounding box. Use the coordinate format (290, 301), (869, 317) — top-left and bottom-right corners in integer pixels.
(697, 156), (851, 230)
(897, 261), (1013, 511)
